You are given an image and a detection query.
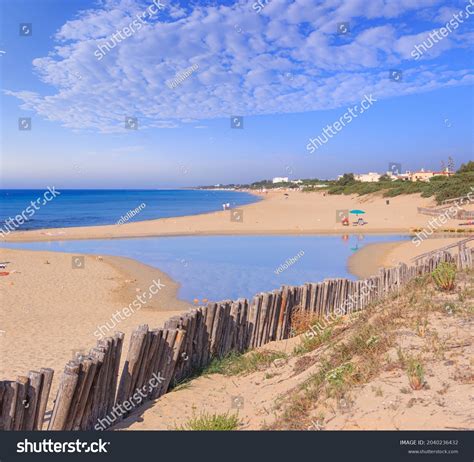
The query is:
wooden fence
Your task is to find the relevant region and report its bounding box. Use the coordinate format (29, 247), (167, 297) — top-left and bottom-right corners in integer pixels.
(47, 332), (124, 430)
(417, 206), (474, 220)
(412, 237), (474, 265)
(0, 368), (53, 430)
(417, 206), (452, 217)
(1, 246), (473, 431)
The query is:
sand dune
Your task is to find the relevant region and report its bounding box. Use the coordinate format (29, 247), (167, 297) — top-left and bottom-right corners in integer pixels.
(117, 269), (474, 431)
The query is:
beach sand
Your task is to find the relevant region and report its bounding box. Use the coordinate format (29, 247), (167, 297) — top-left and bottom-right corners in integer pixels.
(3, 190), (472, 243)
(348, 237), (474, 278)
(0, 248), (188, 402)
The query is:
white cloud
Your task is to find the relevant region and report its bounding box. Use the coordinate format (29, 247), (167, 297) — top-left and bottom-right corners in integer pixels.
(434, 5), (461, 23)
(5, 0), (473, 132)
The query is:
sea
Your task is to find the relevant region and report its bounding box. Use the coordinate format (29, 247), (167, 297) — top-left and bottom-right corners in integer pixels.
(0, 189), (259, 231)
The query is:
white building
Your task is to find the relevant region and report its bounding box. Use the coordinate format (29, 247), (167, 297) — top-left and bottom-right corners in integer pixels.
(388, 170), (411, 181)
(354, 172), (381, 182)
(272, 177), (289, 183)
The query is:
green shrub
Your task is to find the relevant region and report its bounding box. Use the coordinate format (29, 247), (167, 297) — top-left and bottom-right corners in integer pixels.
(203, 350), (287, 376)
(325, 363), (354, 388)
(325, 171), (474, 204)
(294, 328), (333, 355)
(431, 262), (457, 291)
(406, 359), (425, 390)
(180, 412), (240, 430)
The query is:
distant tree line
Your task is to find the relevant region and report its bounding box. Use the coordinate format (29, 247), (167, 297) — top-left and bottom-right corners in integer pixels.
(198, 161), (474, 204)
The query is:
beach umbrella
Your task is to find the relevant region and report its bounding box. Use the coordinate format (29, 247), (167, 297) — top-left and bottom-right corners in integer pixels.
(349, 209), (365, 215)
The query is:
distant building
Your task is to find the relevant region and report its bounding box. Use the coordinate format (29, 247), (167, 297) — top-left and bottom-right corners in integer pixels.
(291, 180), (303, 184)
(334, 167), (454, 184)
(409, 168), (435, 182)
(389, 170), (411, 181)
(354, 172), (381, 182)
(433, 168), (455, 178)
(408, 168), (454, 182)
(272, 177), (289, 183)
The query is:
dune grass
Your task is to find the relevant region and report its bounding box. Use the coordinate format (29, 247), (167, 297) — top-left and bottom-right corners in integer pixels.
(179, 412), (240, 431)
(203, 350), (288, 376)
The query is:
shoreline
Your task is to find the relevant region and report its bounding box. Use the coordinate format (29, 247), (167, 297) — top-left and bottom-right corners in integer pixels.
(348, 241), (405, 279)
(5, 229), (474, 244)
(0, 247), (187, 397)
(348, 236), (474, 279)
(3, 190), (467, 243)
(0, 188), (262, 240)
(0, 229), (417, 244)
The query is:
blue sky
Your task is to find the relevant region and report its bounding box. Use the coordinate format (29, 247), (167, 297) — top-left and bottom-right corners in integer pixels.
(0, 0), (473, 188)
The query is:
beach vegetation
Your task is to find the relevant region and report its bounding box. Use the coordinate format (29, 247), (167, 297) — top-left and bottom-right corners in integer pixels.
(179, 412), (240, 430)
(293, 328), (333, 355)
(290, 308), (320, 335)
(203, 350), (287, 376)
(324, 171), (474, 204)
(325, 362), (354, 389)
(337, 173), (356, 186)
(405, 357), (425, 390)
(431, 262), (456, 291)
(457, 161), (474, 173)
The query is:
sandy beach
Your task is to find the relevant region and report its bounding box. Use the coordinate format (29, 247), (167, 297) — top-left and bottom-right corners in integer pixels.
(0, 247), (188, 402)
(3, 190), (472, 243)
(348, 236), (474, 278)
(1, 190), (473, 429)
